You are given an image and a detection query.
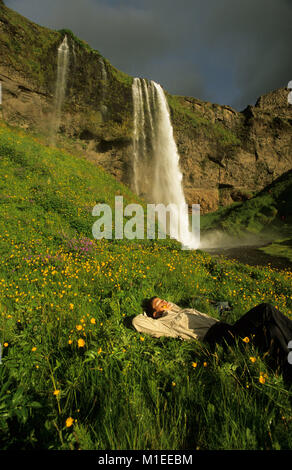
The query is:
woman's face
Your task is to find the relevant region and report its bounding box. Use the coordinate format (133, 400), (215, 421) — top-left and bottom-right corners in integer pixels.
(151, 297), (172, 318)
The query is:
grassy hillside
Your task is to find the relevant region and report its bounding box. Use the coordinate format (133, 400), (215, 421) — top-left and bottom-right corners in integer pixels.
(200, 170), (292, 263)
(201, 169), (292, 235)
(0, 122), (292, 450)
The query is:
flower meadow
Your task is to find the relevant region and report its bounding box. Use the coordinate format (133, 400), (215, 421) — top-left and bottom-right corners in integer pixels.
(0, 122), (291, 450)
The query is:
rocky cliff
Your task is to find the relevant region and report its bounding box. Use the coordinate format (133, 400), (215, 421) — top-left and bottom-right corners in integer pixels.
(0, 1), (291, 213)
(172, 89), (292, 212)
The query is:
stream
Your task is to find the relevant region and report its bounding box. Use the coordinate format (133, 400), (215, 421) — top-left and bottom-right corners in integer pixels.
(204, 244), (291, 271)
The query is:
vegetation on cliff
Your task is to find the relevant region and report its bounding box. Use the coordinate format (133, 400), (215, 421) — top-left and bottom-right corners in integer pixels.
(201, 169), (292, 236)
(167, 93), (241, 149)
(0, 1), (133, 143)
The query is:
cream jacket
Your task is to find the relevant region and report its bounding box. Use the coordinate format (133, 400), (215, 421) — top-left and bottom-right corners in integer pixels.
(132, 302), (219, 341)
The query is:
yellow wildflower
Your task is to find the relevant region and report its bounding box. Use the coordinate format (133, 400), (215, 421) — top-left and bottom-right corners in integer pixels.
(259, 375), (266, 384)
(78, 338), (85, 348)
(249, 357), (256, 363)
(192, 362), (197, 368)
(90, 317), (96, 324)
(69, 303), (74, 310)
(243, 337), (250, 343)
(31, 347), (37, 352)
(66, 417), (74, 428)
(3, 342), (8, 347)
(76, 325), (82, 331)
(53, 390), (60, 396)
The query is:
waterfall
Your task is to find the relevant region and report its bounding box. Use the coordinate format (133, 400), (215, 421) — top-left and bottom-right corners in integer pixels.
(98, 57), (108, 118)
(132, 78), (147, 194)
(99, 57), (108, 92)
(132, 78), (199, 249)
(50, 35), (69, 145)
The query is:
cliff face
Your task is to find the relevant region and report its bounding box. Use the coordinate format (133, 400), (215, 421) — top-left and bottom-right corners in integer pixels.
(172, 89), (292, 212)
(0, 1), (134, 183)
(0, 1), (291, 213)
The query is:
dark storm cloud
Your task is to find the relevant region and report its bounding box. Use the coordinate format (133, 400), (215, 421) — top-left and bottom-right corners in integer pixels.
(5, 0), (292, 110)
(199, 0), (292, 109)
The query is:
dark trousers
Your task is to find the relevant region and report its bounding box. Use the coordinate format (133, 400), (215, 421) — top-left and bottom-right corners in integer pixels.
(204, 303), (292, 383)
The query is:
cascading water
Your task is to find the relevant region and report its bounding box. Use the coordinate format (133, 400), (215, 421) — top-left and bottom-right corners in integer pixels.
(99, 57), (108, 98)
(50, 35), (69, 145)
(132, 78), (147, 194)
(132, 77), (199, 249)
(98, 57), (108, 118)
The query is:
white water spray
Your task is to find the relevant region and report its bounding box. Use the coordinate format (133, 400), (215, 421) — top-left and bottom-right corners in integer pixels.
(50, 35), (69, 145)
(132, 78), (199, 249)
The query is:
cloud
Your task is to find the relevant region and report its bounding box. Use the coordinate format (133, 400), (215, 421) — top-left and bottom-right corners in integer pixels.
(5, 0), (292, 110)
(196, 0), (292, 108)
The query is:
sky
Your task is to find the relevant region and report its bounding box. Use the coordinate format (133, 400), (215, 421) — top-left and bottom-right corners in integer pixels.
(5, 0), (292, 111)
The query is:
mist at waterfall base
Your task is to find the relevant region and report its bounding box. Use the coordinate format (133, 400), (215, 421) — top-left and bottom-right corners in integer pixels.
(132, 78), (200, 250)
(199, 229), (274, 250)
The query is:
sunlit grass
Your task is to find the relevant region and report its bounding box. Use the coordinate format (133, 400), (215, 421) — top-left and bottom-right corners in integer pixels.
(0, 122), (291, 450)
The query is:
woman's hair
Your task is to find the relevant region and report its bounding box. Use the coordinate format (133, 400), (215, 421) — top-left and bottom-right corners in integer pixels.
(142, 296), (158, 317)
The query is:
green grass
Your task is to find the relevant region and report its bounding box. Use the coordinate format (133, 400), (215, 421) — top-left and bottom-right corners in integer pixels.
(0, 122), (291, 450)
(259, 238), (292, 264)
(201, 169), (292, 236)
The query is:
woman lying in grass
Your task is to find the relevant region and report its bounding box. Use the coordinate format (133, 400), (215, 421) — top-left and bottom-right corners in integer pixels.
(132, 297), (292, 385)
